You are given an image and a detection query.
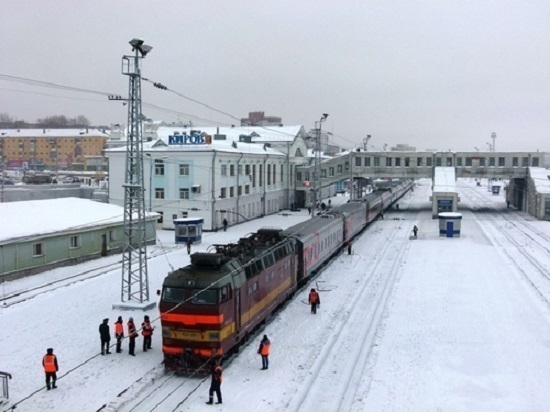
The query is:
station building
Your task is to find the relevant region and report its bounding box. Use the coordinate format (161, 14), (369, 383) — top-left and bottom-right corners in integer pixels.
(105, 125), (310, 231)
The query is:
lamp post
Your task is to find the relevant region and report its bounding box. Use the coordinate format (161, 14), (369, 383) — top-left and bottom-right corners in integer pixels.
(314, 113), (328, 207)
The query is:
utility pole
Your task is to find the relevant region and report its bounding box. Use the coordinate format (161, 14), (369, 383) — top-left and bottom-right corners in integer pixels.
(491, 132), (496, 152)
(314, 113), (328, 208)
(116, 38), (155, 309)
(363, 134), (371, 151)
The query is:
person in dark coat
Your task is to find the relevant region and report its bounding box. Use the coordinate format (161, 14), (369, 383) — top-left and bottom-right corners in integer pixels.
(206, 359), (223, 405)
(42, 348), (59, 390)
(186, 239), (192, 255)
(347, 241), (352, 255)
(222, 218), (228, 231)
(258, 335), (271, 370)
(308, 288), (320, 314)
(127, 317), (138, 356)
(99, 318), (111, 355)
(413, 225), (418, 238)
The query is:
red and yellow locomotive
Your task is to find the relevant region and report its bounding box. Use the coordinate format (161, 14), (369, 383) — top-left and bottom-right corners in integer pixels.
(159, 228), (297, 373)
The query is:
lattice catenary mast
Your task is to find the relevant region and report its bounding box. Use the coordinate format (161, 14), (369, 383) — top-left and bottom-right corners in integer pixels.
(119, 38), (153, 305)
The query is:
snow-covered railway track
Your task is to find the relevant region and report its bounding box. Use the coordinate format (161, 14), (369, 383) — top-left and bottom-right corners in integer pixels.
(286, 219), (412, 411)
(476, 214), (550, 305)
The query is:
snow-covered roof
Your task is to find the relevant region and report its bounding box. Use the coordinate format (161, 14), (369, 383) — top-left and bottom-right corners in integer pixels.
(529, 167), (550, 194)
(106, 136), (286, 157)
(0, 128), (110, 137)
(0, 198), (138, 243)
(433, 167), (456, 192)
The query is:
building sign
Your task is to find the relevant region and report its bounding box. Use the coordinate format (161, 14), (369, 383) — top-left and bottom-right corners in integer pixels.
(168, 133), (212, 145)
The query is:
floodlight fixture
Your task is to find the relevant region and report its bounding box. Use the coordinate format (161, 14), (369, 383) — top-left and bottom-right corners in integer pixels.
(322, 113), (329, 120)
(129, 38), (153, 57)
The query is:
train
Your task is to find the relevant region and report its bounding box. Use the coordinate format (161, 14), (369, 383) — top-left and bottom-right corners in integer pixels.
(158, 179), (413, 373)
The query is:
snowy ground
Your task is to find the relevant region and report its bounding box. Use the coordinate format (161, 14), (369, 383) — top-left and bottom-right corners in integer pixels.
(2, 179), (550, 412)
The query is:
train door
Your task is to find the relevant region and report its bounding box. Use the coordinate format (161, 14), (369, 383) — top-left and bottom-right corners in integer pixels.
(234, 289), (241, 334)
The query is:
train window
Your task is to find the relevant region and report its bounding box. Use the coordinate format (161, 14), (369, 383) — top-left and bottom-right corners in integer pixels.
(220, 286), (230, 302)
(191, 289), (217, 305)
(162, 287), (186, 302)
(263, 254), (275, 268)
(245, 265), (254, 279)
(255, 260), (264, 273)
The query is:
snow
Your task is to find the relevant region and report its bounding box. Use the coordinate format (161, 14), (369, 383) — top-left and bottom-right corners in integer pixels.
(3, 179), (550, 411)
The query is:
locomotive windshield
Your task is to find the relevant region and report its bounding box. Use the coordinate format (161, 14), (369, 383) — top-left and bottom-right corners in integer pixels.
(162, 287), (217, 305)
(191, 288), (217, 305)
(162, 287), (186, 302)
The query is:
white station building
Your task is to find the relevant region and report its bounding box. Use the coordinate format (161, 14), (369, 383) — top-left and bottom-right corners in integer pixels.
(106, 125), (310, 231)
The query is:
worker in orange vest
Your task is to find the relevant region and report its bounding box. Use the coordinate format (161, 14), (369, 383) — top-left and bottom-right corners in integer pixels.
(42, 348), (59, 390)
(114, 316), (124, 353)
(308, 288), (320, 314)
(258, 335), (271, 370)
(206, 359), (223, 405)
(127, 317), (138, 356)
(141, 315), (154, 352)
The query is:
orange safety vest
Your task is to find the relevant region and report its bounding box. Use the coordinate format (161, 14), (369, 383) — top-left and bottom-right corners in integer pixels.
(115, 322), (123, 335)
(142, 321), (153, 336)
(43, 354), (57, 372)
(309, 291), (319, 303)
(214, 366), (223, 383)
(260, 341), (271, 355)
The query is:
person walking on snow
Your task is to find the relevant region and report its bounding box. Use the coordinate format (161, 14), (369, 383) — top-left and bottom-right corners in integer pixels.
(413, 225), (418, 238)
(258, 335), (271, 370)
(42, 348), (59, 390)
(308, 288), (320, 314)
(186, 239), (192, 255)
(347, 241), (352, 255)
(114, 316), (124, 353)
(99, 318), (111, 355)
(206, 359), (223, 405)
(223, 218), (228, 232)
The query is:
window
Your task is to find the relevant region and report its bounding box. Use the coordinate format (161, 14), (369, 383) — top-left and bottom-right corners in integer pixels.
(404, 157), (410, 167)
(435, 157), (442, 166)
(162, 287), (186, 302)
(489, 157), (496, 167)
(192, 289), (217, 305)
(109, 230), (116, 242)
(532, 157), (539, 167)
(221, 164), (227, 176)
(238, 186), (242, 196)
(522, 157), (529, 167)
(33, 242), (44, 256)
(259, 165), (263, 187)
(179, 164), (189, 176)
(386, 157), (392, 167)
(512, 157), (518, 167)
(179, 188), (190, 199)
(154, 160), (165, 176)
(498, 157), (505, 167)
(230, 186), (234, 197)
(426, 157), (433, 167)
(245, 164), (250, 176)
(296, 171), (302, 182)
(345, 161), (349, 171)
(337, 164), (343, 174)
(456, 157), (462, 167)
(280, 164), (284, 182)
(479, 158), (485, 167)
(465, 157), (472, 166)
(220, 187), (227, 198)
(374, 157), (380, 167)
(395, 158), (401, 167)
(245, 185), (250, 194)
(365, 157), (371, 167)
(230, 164), (235, 176)
(329, 167), (334, 177)
(355, 157), (362, 167)
(155, 188), (165, 199)
(267, 164), (271, 185)
(70, 235), (80, 248)
(252, 165), (257, 187)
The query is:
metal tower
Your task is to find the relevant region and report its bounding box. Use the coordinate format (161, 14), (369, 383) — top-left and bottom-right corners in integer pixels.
(120, 38), (153, 304)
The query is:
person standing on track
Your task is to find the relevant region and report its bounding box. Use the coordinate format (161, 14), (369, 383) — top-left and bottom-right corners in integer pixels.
(127, 317), (138, 356)
(206, 359), (223, 405)
(141, 315), (154, 352)
(308, 288), (320, 314)
(99, 318), (111, 355)
(258, 335), (271, 370)
(42, 348), (58, 390)
(114, 316), (124, 353)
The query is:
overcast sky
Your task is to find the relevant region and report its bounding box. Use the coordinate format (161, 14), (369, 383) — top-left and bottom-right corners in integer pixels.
(1, 0), (549, 152)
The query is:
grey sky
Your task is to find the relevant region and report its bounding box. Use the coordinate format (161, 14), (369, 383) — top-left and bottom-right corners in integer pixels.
(1, 0), (549, 152)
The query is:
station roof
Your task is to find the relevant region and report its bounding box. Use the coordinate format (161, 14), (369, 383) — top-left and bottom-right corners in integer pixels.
(529, 167), (550, 194)
(433, 167), (456, 192)
(0, 198), (155, 244)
